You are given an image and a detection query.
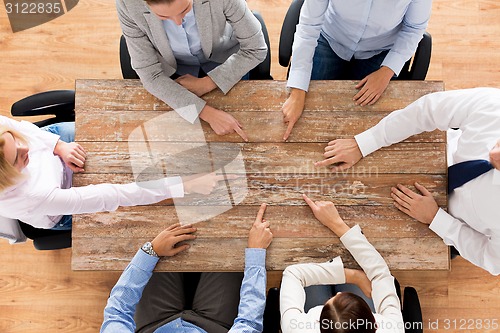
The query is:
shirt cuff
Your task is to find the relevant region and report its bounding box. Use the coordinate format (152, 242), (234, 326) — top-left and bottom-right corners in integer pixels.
(381, 52), (406, 77)
(428, 208), (455, 242)
(165, 176), (185, 198)
(131, 248), (160, 272)
(339, 224), (364, 246)
(286, 70), (312, 92)
(493, 169), (500, 185)
(245, 248), (266, 268)
(174, 101), (206, 124)
(354, 129), (380, 157)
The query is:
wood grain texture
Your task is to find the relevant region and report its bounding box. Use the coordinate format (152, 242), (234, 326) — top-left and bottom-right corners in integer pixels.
(79, 142), (446, 174)
(72, 237), (448, 271)
(73, 80), (447, 272)
(75, 79), (444, 112)
(1, 0), (499, 331)
(72, 171), (447, 207)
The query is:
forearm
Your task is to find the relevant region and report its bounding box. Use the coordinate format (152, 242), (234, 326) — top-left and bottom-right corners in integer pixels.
(34, 177), (184, 216)
(287, 0), (329, 92)
(229, 248), (267, 333)
(209, 0), (267, 94)
(100, 250), (159, 333)
(430, 209), (500, 275)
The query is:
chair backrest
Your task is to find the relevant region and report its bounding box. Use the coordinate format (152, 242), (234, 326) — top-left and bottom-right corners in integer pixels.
(249, 11), (273, 80)
(120, 35), (140, 80)
(119, 10), (273, 80)
(278, 0), (431, 80)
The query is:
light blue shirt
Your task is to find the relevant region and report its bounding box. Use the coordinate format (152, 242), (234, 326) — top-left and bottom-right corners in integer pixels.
(100, 248), (267, 333)
(163, 7), (219, 77)
(287, 0), (432, 91)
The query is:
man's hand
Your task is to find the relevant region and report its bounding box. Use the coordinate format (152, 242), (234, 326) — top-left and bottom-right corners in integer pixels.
(182, 172), (236, 195)
(175, 74), (217, 97)
(490, 139), (500, 170)
(303, 194), (350, 237)
(354, 66), (394, 106)
(391, 182), (439, 224)
(151, 223), (197, 257)
(314, 138), (363, 171)
(199, 105), (248, 142)
(282, 88), (306, 141)
(248, 203), (273, 249)
(53, 140), (86, 173)
(344, 268), (372, 298)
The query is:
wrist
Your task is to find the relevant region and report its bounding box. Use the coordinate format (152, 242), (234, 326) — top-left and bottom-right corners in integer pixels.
(329, 221), (350, 237)
(53, 140), (64, 156)
(289, 88), (306, 100)
(142, 241), (159, 258)
(198, 105), (213, 121)
(202, 76), (217, 92)
(380, 66), (395, 79)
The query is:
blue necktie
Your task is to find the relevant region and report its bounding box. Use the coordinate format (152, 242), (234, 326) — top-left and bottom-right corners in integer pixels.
(448, 159), (493, 193)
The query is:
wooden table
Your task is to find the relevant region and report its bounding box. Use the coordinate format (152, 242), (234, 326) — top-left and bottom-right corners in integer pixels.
(72, 79), (448, 271)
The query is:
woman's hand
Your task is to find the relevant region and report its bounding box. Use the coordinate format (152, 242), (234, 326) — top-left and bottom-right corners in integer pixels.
(354, 66), (394, 106)
(199, 105), (248, 142)
(303, 193), (350, 237)
(53, 140), (86, 173)
(344, 268), (372, 298)
(282, 88), (306, 141)
(175, 74), (217, 97)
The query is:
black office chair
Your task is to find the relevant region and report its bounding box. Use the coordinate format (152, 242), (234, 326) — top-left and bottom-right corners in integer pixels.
(263, 281), (424, 333)
(278, 0), (432, 80)
(8, 90), (75, 250)
(120, 11), (273, 80)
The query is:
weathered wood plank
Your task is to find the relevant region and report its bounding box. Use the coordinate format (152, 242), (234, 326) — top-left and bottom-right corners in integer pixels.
(72, 205), (439, 239)
(73, 173), (447, 206)
(71, 237), (449, 271)
(75, 79), (444, 113)
(78, 142), (446, 175)
(75, 110), (444, 143)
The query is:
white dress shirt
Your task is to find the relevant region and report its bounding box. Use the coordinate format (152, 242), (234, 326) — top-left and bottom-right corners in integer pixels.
(287, 0), (432, 92)
(355, 88), (500, 275)
(280, 225), (404, 333)
(0, 116), (184, 229)
(163, 7), (219, 77)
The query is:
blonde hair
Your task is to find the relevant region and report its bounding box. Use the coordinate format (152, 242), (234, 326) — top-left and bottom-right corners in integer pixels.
(0, 125), (28, 192)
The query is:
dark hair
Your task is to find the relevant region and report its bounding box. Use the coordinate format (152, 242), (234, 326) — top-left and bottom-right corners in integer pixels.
(144, 0), (178, 4)
(320, 292), (377, 333)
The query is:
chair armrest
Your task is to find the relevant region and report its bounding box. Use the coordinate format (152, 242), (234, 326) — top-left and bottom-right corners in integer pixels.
(403, 287), (423, 333)
(32, 233), (72, 250)
(11, 90), (75, 118)
(278, 0), (305, 68)
(263, 287), (281, 333)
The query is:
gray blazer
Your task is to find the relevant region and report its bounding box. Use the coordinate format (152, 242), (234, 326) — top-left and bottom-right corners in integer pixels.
(116, 0), (268, 122)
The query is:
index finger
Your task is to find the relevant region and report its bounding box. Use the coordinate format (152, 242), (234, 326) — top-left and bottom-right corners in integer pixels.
(234, 125), (249, 142)
(283, 120), (295, 141)
(254, 203), (267, 224)
(302, 193), (317, 209)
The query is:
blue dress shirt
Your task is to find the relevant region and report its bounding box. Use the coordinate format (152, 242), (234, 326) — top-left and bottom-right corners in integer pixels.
(163, 7), (219, 77)
(100, 248), (267, 332)
(287, 0), (432, 92)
